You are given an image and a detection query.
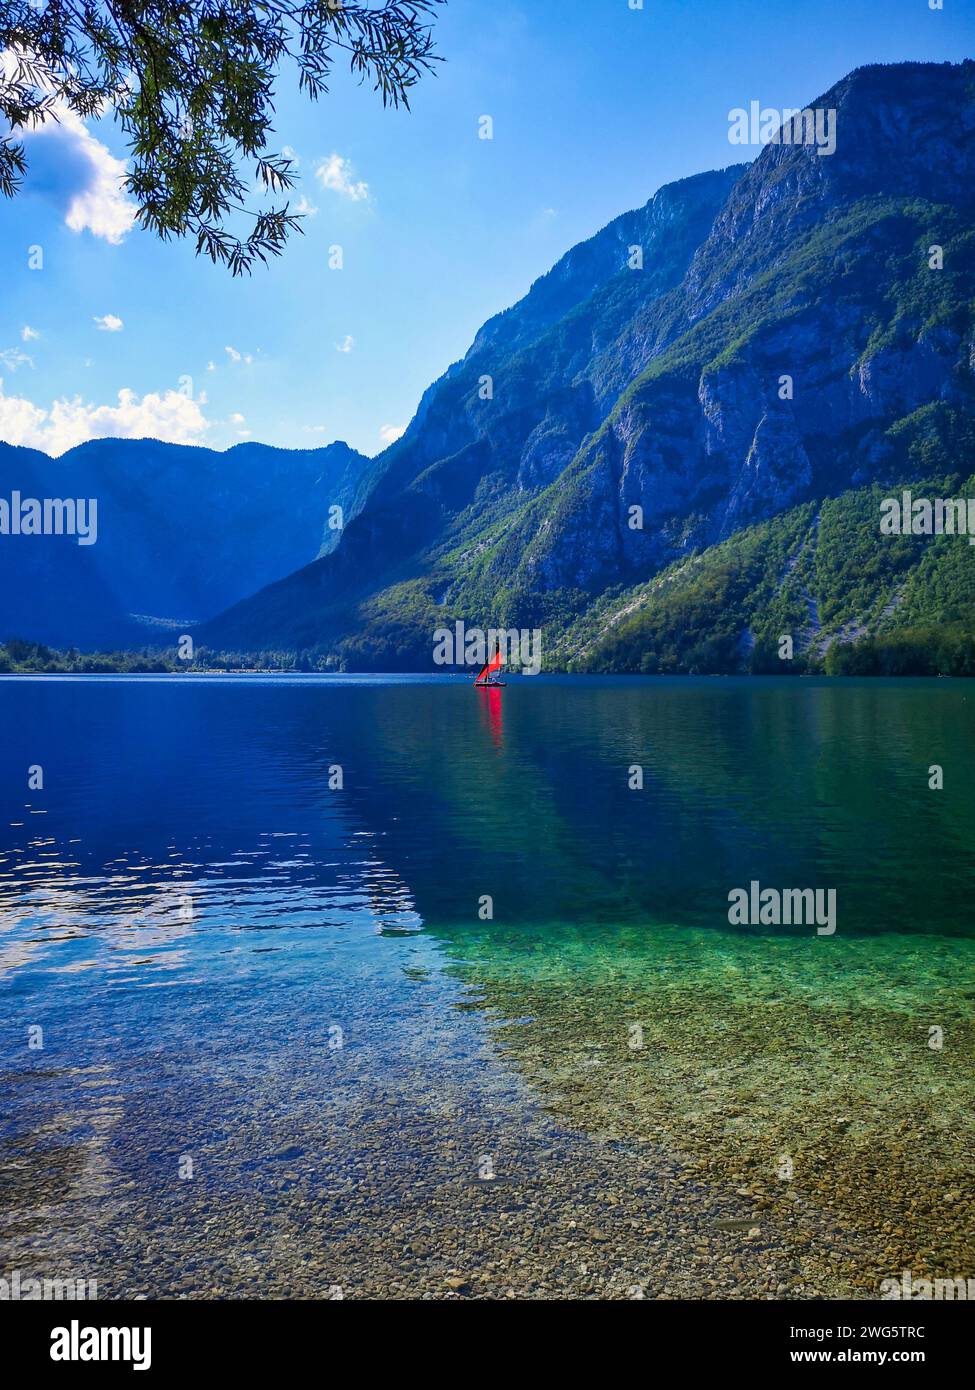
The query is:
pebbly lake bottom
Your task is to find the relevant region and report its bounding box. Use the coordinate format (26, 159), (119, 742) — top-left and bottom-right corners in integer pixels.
(1, 675), (973, 1299)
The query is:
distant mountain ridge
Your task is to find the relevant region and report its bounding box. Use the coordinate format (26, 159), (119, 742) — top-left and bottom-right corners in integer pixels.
(0, 436), (367, 648)
(200, 60), (975, 669)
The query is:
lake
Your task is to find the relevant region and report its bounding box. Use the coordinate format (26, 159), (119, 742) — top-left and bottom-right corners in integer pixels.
(1, 675), (972, 1299)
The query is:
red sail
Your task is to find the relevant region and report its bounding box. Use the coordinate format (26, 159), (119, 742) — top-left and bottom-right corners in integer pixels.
(475, 646), (504, 683)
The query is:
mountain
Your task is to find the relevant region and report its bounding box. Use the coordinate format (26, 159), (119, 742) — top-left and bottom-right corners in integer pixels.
(200, 163), (746, 654)
(559, 442), (975, 676)
(0, 437), (367, 647)
(201, 60), (975, 671)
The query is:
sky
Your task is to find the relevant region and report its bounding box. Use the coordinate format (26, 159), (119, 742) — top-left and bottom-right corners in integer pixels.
(1, 0), (973, 458)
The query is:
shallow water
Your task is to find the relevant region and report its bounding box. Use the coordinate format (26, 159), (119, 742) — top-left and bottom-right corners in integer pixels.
(1, 676), (972, 1298)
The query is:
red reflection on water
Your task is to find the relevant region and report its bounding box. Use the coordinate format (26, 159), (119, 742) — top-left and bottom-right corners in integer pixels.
(476, 685), (504, 749)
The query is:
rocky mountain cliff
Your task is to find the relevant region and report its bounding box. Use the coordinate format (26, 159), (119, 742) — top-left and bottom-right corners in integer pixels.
(201, 60), (975, 670)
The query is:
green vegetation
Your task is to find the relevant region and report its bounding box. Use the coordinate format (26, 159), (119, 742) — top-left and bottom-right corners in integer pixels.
(558, 469), (975, 676)
(823, 626), (975, 676)
(0, 638), (325, 675)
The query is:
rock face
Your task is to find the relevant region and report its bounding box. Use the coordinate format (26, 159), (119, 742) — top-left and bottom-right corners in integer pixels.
(360, 164), (746, 513)
(485, 61), (975, 606)
(201, 62), (975, 666)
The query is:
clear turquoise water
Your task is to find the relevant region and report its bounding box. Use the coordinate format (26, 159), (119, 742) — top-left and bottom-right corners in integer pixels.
(1, 675), (972, 1297)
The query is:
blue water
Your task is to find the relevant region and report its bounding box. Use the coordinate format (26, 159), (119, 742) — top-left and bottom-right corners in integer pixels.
(1, 675), (973, 1298)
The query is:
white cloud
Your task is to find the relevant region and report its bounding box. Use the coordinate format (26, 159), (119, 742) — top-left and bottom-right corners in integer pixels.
(314, 153), (369, 202)
(206, 360), (216, 372)
(94, 314), (124, 332)
(0, 378), (209, 456)
(33, 106), (137, 244)
(293, 194), (318, 218)
(224, 345), (253, 365)
(1, 48), (136, 243)
(21, 325), (40, 342)
(379, 423), (406, 444)
(281, 145), (300, 167)
(0, 348), (33, 372)
(230, 412), (246, 425)
(336, 335), (355, 354)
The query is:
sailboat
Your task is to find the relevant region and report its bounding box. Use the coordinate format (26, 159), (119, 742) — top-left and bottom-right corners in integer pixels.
(473, 641), (506, 687)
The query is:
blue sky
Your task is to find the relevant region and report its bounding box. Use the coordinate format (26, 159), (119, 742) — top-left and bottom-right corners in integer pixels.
(1, 0), (972, 457)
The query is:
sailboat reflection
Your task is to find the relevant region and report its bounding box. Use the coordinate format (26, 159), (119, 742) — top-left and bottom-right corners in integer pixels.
(477, 684), (504, 750)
